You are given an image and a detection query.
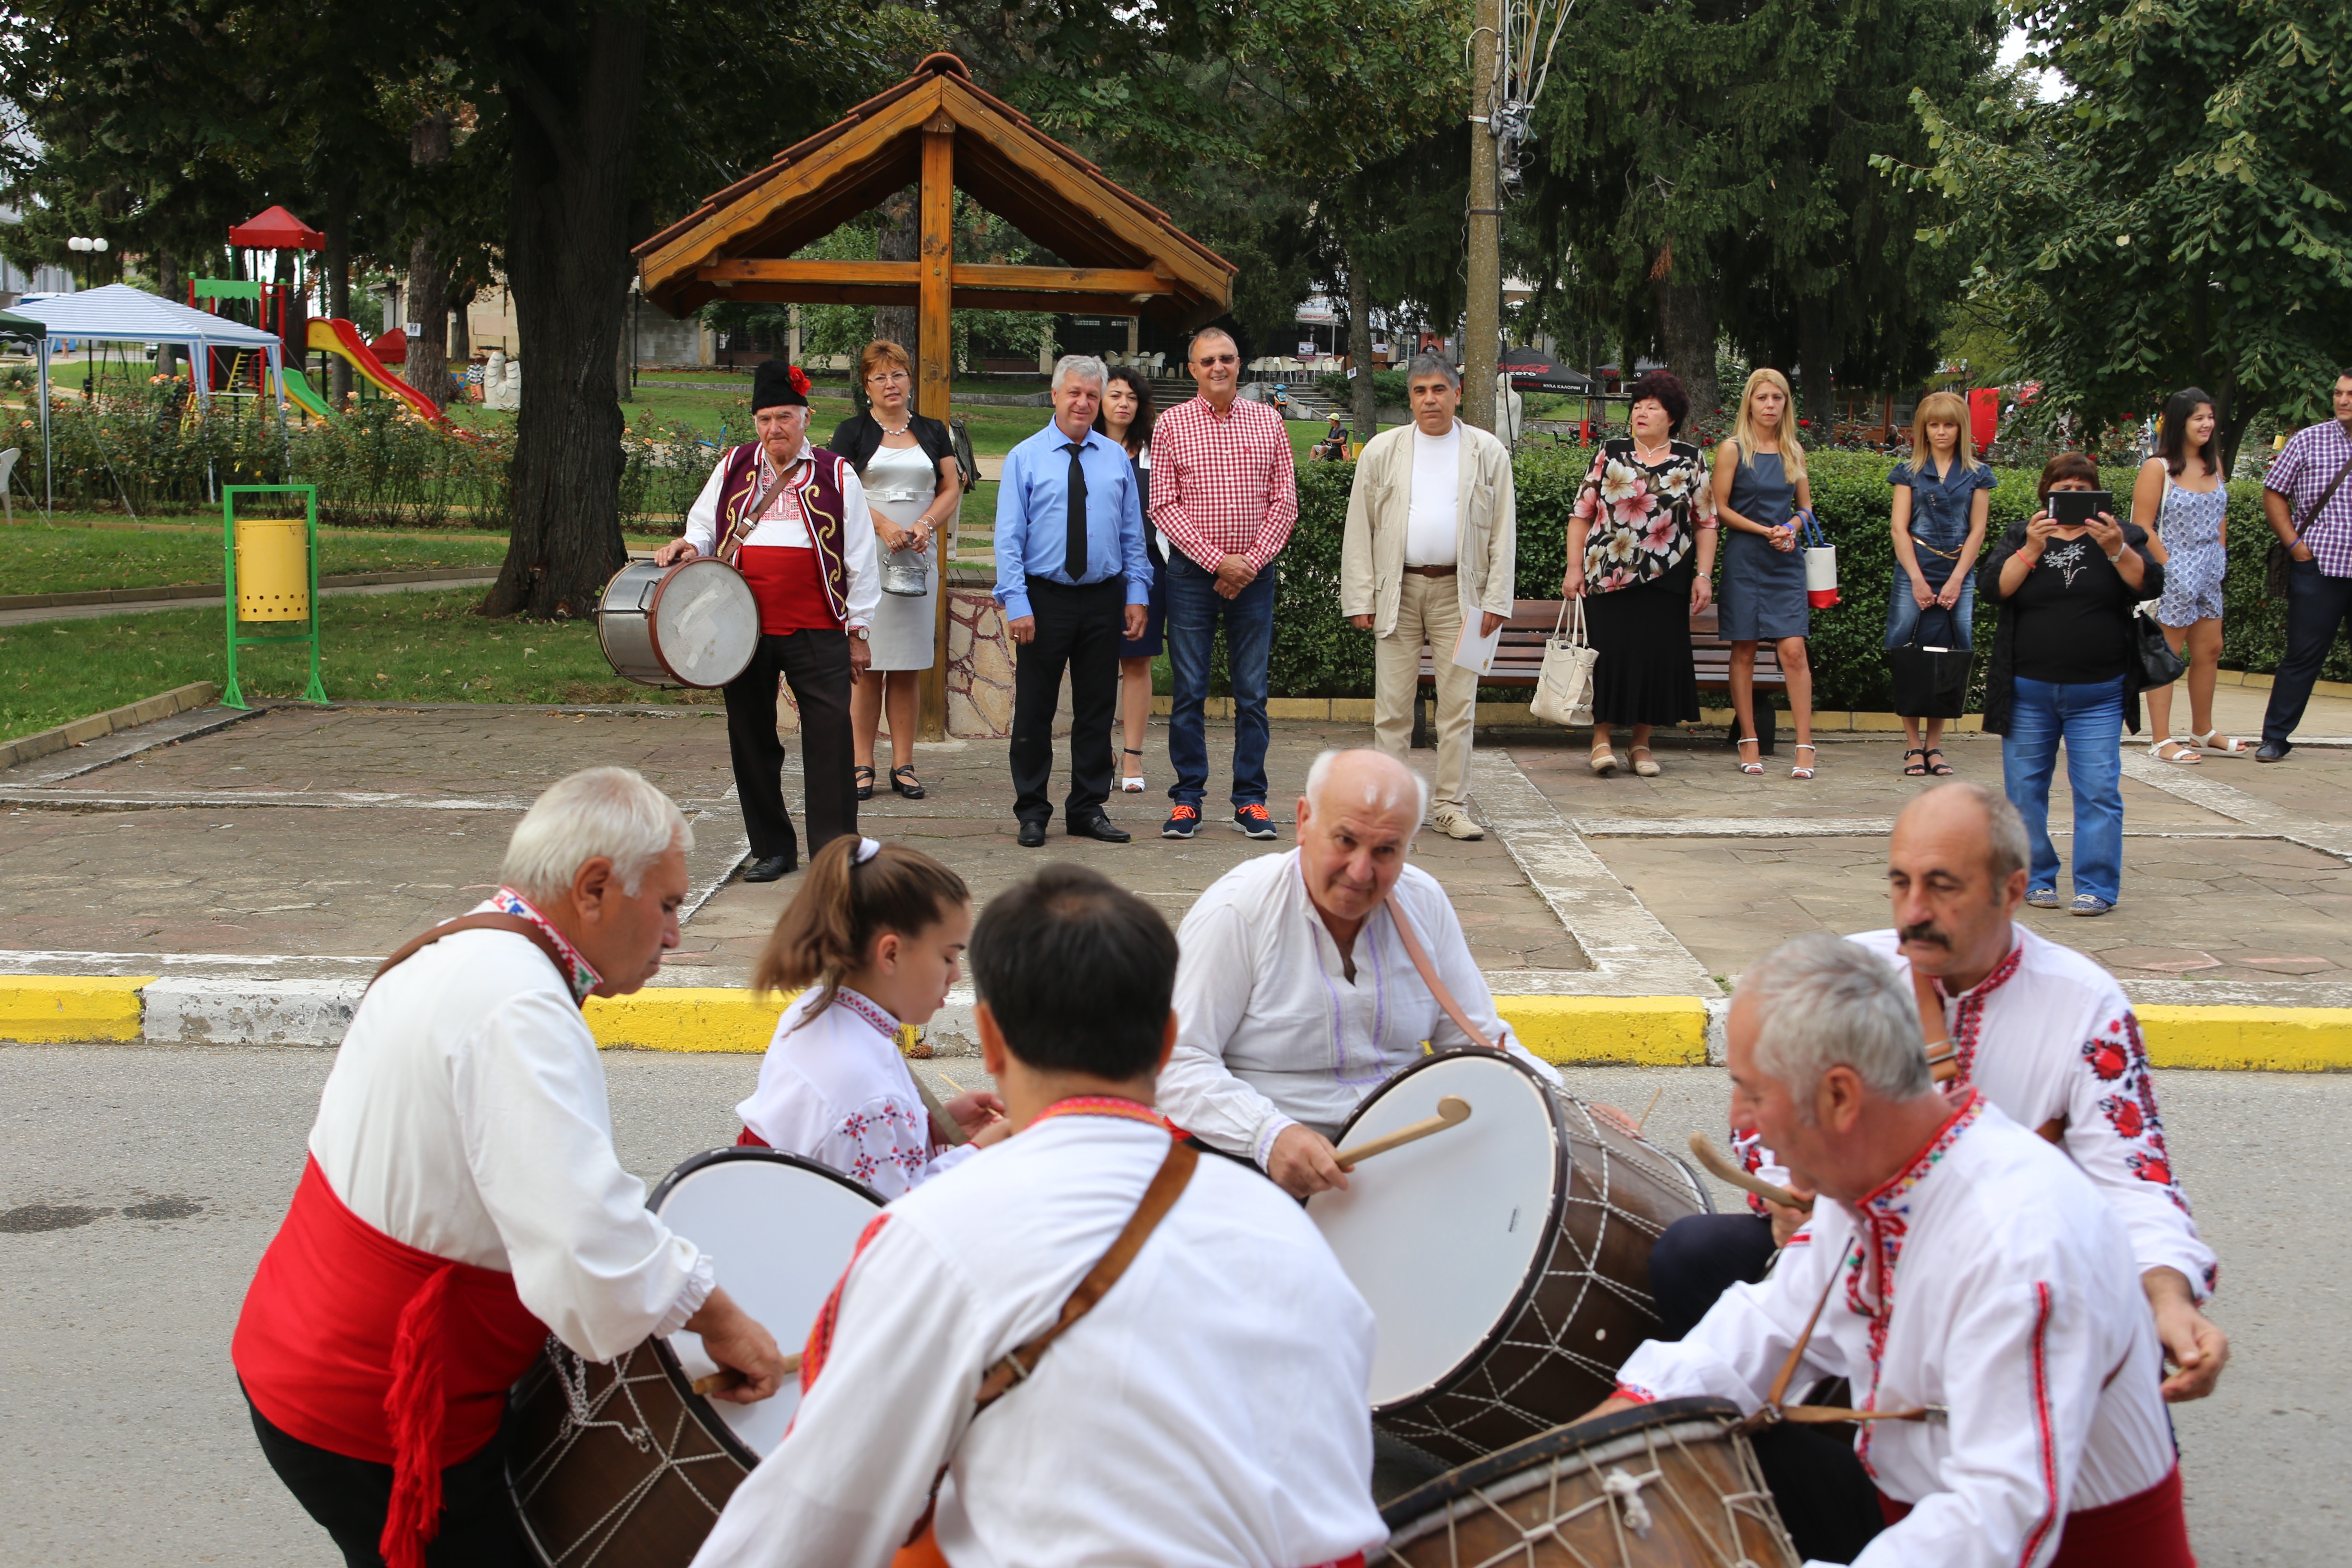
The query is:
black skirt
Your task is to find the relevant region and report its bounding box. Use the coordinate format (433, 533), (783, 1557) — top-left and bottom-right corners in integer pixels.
(1583, 556), (1700, 726)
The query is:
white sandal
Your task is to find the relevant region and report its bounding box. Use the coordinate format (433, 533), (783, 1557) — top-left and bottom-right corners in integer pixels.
(2192, 729), (2250, 756)
(1736, 738), (1764, 776)
(1121, 747), (1147, 792)
(1790, 742), (1816, 781)
(1590, 745), (1619, 776)
(2151, 738), (2202, 766)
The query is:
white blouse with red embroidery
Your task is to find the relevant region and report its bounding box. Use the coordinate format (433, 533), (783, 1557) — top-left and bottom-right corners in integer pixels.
(1738, 923), (2216, 1300)
(1618, 1095), (2179, 1568)
(735, 986), (976, 1200)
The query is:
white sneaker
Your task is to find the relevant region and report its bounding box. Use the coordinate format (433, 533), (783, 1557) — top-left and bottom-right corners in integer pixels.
(1430, 805), (1485, 840)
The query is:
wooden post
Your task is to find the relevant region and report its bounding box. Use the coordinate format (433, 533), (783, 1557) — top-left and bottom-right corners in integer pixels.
(918, 111), (956, 741)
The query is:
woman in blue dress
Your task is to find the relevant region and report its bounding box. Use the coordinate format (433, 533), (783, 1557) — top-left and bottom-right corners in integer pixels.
(1712, 368), (1817, 777)
(2135, 387), (2246, 762)
(1886, 390), (1996, 775)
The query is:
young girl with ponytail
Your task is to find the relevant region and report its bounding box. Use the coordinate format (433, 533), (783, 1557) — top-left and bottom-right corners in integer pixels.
(735, 835), (1008, 1197)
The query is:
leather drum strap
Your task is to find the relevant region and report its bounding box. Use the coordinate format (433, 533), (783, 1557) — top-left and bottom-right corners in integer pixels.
(972, 1138), (1198, 1410)
(1383, 890), (1498, 1054)
(1736, 1248), (1932, 1433)
(370, 913), (579, 1009)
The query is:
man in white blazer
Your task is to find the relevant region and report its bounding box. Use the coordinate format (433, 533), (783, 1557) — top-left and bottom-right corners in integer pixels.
(1340, 353), (1517, 839)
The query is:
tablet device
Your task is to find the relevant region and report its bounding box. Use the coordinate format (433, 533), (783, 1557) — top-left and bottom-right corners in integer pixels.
(2049, 490), (2113, 529)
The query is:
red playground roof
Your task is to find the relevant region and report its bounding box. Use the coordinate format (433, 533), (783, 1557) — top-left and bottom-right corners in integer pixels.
(229, 205), (325, 251)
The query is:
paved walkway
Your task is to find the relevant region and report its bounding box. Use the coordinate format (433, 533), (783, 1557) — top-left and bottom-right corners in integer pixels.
(7, 691), (2352, 1005)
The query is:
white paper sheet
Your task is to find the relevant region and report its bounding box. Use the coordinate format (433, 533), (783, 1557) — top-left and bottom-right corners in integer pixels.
(1452, 615), (1503, 675)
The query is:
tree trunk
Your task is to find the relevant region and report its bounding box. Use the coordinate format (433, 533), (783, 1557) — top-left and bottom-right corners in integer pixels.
(450, 282), (475, 361)
(404, 111), (456, 408)
(1651, 263), (1717, 429)
(872, 189), (920, 374)
(1796, 293), (1838, 441)
(483, 4), (649, 620)
(323, 187), (354, 405)
(1348, 247), (1376, 441)
(153, 254), (183, 378)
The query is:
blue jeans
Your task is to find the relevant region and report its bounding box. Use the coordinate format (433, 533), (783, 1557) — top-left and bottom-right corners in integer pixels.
(1164, 552), (1276, 808)
(2002, 674), (2126, 903)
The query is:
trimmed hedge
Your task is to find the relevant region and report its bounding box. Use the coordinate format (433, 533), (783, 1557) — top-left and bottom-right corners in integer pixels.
(1263, 447), (2340, 709)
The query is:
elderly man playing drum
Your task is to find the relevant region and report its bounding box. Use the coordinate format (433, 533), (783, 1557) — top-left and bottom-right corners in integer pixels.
(1158, 746), (1559, 1198)
(656, 358), (881, 882)
(1588, 932), (2195, 1568)
(233, 767), (790, 1568)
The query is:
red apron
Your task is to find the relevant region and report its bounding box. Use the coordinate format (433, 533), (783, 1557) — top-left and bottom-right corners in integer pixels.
(1878, 1466), (2194, 1567)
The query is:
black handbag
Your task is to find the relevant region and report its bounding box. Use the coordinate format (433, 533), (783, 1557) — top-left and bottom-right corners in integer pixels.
(1888, 605), (1971, 719)
(2133, 608), (2189, 688)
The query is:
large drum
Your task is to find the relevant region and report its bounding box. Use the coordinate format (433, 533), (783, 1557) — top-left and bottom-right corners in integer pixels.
(1309, 1051), (1710, 1467)
(506, 1148), (882, 1566)
(1376, 1399), (1800, 1568)
(597, 557), (760, 689)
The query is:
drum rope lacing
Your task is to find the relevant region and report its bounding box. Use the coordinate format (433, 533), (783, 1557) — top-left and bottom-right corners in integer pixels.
(515, 1340), (745, 1565)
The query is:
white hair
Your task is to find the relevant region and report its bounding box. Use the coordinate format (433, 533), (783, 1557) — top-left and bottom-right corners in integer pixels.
(1738, 933), (1930, 1119)
(1051, 354), (1108, 394)
(1303, 747), (1430, 824)
(500, 766), (693, 904)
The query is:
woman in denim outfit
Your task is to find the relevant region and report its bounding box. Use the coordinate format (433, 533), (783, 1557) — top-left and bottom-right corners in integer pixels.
(1886, 391), (1996, 775)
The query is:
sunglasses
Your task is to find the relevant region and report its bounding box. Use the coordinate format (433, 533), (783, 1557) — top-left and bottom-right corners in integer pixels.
(1195, 353), (1238, 366)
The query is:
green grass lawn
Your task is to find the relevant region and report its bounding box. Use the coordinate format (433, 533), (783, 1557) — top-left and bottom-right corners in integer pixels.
(0, 521), (512, 596)
(0, 588), (715, 743)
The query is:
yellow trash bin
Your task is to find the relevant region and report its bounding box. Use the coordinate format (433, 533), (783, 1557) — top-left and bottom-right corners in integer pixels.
(235, 517), (309, 622)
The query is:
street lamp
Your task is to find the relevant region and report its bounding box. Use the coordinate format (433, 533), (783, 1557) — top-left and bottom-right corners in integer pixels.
(66, 236), (108, 252)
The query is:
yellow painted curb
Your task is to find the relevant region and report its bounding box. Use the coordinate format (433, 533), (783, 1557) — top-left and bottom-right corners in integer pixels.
(2137, 1005), (2352, 1071)
(585, 987), (786, 1052)
(0, 976), (155, 1042)
(1498, 995), (1710, 1066)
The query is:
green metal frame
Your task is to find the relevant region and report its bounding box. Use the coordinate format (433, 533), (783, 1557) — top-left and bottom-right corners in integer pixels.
(221, 484), (328, 709)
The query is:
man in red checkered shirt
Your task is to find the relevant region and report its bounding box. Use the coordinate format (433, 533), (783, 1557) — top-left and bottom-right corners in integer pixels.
(1148, 327), (1299, 841)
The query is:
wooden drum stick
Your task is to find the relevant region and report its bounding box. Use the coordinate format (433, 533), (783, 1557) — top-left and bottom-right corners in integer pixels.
(1335, 1096), (1472, 1167)
(1686, 1133), (1813, 1211)
(694, 1354), (802, 1398)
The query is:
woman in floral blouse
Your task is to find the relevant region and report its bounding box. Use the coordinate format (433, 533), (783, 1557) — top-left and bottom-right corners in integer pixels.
(1562, 371), (1719, 775)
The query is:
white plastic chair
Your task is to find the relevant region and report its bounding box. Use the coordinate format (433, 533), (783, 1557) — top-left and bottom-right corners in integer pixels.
(0, 447), (17, 524)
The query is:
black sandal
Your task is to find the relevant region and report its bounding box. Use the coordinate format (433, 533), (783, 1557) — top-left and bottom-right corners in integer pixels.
(1901, 748), (1928, 777)
(1923, 748), (1955, 777)
(889, 764), (926, 800)
(854, 765), (876, 801)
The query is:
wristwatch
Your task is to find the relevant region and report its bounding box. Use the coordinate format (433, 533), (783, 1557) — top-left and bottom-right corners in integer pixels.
(851, 627), (870, 641)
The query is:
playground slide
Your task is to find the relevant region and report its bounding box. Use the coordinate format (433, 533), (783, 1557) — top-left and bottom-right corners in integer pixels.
(305, 318), (449, 424)
(277, 364), (338, 421)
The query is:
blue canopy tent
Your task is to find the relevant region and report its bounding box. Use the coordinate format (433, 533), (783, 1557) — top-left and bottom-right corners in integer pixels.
(10, 283), (287, 513)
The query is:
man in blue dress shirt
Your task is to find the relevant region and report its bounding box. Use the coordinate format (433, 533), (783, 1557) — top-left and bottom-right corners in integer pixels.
(995, 355), (1154, 846)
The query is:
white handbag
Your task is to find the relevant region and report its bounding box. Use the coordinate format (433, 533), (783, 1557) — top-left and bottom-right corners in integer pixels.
(1529, 596), (1598, 727)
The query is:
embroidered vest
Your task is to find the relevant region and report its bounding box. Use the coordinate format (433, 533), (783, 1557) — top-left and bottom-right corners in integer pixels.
(715, 441), (852, 623)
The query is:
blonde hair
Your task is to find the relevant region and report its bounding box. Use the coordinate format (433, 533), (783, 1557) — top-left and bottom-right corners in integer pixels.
(1730, 368), (1807, 478)
(1909, 390), (1981, 474)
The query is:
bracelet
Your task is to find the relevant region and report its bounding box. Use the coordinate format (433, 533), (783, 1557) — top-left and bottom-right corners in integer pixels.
(2106, 548), (2124, 563)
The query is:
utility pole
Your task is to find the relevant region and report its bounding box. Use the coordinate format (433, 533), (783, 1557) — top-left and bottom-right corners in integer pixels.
(1462, 0), (1502, 432)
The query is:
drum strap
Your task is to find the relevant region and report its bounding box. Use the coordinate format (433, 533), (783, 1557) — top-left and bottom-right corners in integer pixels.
(370, 913), (578, 1008)
(1384, 891), (1498, 1053)
(1738, 1249), (1935, 1433)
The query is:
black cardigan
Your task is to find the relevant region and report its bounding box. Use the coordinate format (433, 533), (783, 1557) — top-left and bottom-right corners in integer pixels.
(828, 412), (956, 479)
(1975, 520), (2165, 736)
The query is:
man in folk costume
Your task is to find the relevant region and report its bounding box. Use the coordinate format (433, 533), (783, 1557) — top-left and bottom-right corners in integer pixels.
(233, 768), (790, 1568)
(658, 359), (881, 881)
(1651, 783), (2227, 1404)
(1591, 933), (2196, 1568)
(1155, 747), (1561, 1199)
(689, 864), (1387, 1568)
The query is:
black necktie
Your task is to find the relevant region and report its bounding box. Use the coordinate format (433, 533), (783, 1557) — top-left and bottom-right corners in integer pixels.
(1063, 441), (1089, 580)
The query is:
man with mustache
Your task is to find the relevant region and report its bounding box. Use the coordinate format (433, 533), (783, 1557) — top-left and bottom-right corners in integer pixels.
(1652, 781), (2226, 1404)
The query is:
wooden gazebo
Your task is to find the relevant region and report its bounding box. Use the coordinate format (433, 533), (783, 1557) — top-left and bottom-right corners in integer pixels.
(636, 53), (1237, 736)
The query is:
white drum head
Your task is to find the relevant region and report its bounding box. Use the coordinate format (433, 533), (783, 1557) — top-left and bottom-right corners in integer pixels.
(654, 560), (760, 686)
(652, 1151), (882, 1457)
(1308, 1054), (1562, 1407)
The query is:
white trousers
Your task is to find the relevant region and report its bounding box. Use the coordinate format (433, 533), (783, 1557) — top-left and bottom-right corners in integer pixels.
(1372, 570), (1476, 807)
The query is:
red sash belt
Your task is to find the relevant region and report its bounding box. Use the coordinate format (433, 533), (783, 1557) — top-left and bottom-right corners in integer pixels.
(233, 1156), (545, 1568)
(1877, 1465), (2193, 1567)
(738, 544), (840, 634)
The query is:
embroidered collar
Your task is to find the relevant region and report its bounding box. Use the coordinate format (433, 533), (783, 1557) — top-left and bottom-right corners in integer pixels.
(486, 888), (601, 1003)
(1858, 1088), (1983, 1217)
(1031, 1096), (1172, 1131)
(1933, 929), (2025, 1006)
(830, 986), (902, 1043)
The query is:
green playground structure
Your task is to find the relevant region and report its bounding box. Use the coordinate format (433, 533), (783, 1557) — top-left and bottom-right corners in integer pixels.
(278, 364), (338, 422)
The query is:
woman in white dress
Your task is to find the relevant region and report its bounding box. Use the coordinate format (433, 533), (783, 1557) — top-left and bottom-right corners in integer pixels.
(828, 340), (962, 799)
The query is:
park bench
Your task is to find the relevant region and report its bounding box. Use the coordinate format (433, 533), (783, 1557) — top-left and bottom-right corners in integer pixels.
(1413, 598), (1786, 752)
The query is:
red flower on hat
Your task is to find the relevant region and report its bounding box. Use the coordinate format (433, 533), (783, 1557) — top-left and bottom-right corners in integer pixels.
(789, 364), (811, 397)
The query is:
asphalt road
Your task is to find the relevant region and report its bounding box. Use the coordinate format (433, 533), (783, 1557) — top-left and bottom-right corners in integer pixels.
(0, 1046), (2340, 1566)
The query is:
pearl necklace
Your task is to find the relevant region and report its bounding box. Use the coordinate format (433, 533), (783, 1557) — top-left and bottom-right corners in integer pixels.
(875, 413), (913, 437)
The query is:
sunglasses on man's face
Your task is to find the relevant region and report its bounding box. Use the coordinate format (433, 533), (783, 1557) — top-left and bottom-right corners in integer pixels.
(1196, 354), (1238, 367)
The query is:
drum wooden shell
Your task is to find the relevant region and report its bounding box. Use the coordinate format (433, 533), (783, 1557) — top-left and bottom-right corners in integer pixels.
(507, 1148), (882, 1567)
(1378, 1398), (1800, 1568)
(597, 557), (759, 689)
(1312, 1051), (1712, 1468)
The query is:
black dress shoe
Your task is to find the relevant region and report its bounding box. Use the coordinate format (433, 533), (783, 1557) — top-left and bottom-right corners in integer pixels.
(741, 854), (796, 882)
(2257, 738), (2292, 763)
(1067, 814), (1132, 844)
(1017, 819), (1048, 848)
